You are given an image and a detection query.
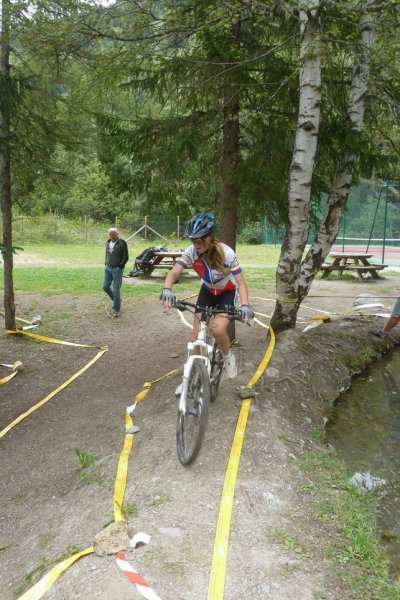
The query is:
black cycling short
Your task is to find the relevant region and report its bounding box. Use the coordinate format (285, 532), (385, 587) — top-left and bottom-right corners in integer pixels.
(196, 286), (236, 313)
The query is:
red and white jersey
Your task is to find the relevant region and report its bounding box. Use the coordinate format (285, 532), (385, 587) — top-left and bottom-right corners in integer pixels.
(176, 242), (242, 295)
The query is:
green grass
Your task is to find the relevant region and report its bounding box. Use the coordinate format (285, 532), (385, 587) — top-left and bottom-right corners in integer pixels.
(299, 449), (400, 599)
(13, 241), (281, 266)
(13, 544), (83, 597)
(6, 242), (278, 296)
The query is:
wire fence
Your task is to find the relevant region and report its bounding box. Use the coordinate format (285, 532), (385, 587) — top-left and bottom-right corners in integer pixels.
(262, 181), (400, 264)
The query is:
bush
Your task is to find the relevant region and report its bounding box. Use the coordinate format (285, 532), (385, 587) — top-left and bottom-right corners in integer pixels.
(237, 222), (262, 244)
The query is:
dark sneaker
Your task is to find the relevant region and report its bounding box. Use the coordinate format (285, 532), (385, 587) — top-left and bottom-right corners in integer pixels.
(112, 309), (120, 318)
(372, 328), (387, 339)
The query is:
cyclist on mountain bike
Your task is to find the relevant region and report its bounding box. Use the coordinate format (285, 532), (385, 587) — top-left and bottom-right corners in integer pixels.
(160, 211), (253, 378)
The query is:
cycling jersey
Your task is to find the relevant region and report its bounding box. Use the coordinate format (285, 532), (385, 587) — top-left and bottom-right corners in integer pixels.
(176, 242), (242, 295)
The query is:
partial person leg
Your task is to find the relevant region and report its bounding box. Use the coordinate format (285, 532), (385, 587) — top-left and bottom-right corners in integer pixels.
(373, 297), (400, 338)
(212, 315), (237, 378)
(111, 267), (124, 314)
(102, 266), (114, 302)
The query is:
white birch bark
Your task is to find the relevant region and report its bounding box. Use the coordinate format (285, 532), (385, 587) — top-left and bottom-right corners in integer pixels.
(271, 2), (377, 331)
(298, 7), (376, 296)
(271, 0), (321, 331)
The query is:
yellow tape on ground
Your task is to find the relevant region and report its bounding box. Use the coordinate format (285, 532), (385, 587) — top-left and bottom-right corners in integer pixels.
(251, 296), (332, 316)
(113, 367), (179, 522)
(0, 347), (108, 439)
(17, 547), (94, 600)
(246, 325), (275, 390)
(0, 370), (18, 385)
(6, 329), (106, 350)
(0, 311), (32, 325)
(208, 324), (275, 600)
(207, 399), (251, 599)
(114, 411), (134, 523)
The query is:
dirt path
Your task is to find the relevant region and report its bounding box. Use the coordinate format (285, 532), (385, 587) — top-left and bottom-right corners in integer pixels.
(1, 276), (400, 600)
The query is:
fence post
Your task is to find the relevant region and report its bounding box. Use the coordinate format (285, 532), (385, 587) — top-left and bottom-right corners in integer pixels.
(177, 216), (180, 240)
(383, 181), (389, 264)
(84, 215), (88, 243)
(144, 215), (148, 241)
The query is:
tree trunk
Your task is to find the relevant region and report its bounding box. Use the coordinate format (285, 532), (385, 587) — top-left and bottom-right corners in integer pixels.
(0, 0), (16, 330)
(271, 3), (376, 332)
(219, 19), (241, 251)
(271, 0), (321, 331)
(298, 9), (376, 299)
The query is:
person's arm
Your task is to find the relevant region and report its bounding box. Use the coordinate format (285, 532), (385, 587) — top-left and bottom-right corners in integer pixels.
(160, 263), (185, 308)
(120, 240), (129, 268)
(234, 272), (253, 322)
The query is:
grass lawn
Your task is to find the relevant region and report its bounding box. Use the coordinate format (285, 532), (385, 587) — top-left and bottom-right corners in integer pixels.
(7, 242), (279, 296)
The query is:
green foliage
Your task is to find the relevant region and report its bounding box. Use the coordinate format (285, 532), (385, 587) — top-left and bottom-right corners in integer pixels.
(122, 502), (139, 519)
(237, 222), (262, 244)
(13, 556), (50, 597)
(299, 450), (400, 599)
(89, 0), (300, 223)
(13, 544), (83, 597)
(71, 448), (107, 486)
(149, 493), (171, 507)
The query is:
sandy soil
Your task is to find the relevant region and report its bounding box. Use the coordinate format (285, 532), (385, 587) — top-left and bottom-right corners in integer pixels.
(1, 274), (400, 600)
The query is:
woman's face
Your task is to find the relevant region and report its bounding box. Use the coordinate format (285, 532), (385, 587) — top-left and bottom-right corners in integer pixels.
(192, 236), (210, 254)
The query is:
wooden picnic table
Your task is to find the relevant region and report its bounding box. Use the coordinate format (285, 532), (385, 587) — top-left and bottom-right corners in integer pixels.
(151, 251), (183, 270)
(320, 252), (387, 282)
(133, 250), (183, 276)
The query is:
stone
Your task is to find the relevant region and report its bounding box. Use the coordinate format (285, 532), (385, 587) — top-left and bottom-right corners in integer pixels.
(93, 521), (130, 556)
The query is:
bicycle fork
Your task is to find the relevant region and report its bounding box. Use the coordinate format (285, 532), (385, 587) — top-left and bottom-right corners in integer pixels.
(178, 340), (210, 415)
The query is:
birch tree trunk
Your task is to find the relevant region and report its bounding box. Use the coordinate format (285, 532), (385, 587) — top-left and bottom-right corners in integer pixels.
(298, 8), (376, 299)
(0, 0), (16, 331)
(270, 0), (321, 331)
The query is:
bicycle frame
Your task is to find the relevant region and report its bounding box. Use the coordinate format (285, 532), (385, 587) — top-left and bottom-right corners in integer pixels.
(179, 319), (212, 415)
(174, 300), (242, 465)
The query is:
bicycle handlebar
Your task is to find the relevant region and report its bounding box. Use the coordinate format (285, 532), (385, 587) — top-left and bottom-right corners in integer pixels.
(174, 300), (243, 321)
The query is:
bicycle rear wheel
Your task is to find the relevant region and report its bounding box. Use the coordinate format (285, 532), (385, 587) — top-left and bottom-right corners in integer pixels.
(176, 360), (210, 465)
(210, 343), (223, 402)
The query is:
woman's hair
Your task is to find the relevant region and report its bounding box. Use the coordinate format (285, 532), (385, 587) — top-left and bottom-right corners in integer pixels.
(202, 236), (229, 274)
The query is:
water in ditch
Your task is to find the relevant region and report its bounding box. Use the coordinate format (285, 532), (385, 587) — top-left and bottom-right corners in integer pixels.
(326, 348), (400, 574)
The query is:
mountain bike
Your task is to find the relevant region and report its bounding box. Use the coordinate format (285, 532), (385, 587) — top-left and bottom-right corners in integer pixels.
(173, 300), (242, 465)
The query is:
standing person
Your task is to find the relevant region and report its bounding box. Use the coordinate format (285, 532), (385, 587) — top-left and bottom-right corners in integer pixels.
(373, 297), (400, 339)
(160, 212), (253, 379)
(103, 227), (129, 317)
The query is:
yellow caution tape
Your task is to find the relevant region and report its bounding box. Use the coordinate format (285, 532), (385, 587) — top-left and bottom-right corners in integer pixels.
(0, 370), (18, 385)
(207, 399), (251, 599)
(17, 547), (94, 600)
(208, 324), (275, 599)
(114, 410), (134, 523)
(0, 347), (108, 439)
(275, 296), (299, 303)
(6, 329), (106, 350)
(113, 367), (179, 522)
(0, 311), (32, 325)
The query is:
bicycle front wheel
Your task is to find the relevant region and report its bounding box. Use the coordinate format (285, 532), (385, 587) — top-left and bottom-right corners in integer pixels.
(176, 360), (210, 465)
